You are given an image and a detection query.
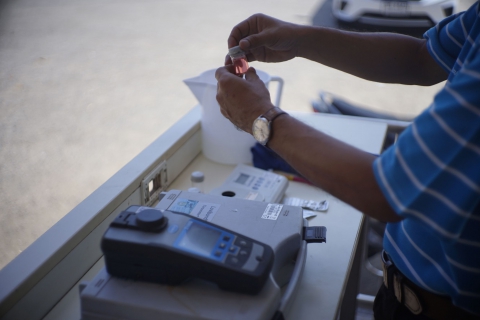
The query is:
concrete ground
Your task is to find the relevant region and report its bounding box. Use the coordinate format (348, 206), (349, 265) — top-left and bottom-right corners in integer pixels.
(0, 0), (474, 274)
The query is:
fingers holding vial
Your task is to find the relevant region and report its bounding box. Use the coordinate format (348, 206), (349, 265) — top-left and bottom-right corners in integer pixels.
(228, 46), (249, 77)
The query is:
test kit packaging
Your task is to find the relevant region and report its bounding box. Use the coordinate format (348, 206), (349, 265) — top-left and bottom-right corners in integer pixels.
(80, 190), (324, 320)
(209, 164), (288, 203)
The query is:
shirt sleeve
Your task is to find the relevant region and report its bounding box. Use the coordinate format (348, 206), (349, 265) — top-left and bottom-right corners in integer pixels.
(423, 2), (479, 74)
(373, 8), (480, 242)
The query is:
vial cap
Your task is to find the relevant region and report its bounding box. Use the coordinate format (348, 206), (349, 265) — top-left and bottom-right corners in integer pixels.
(191, 171), (205, 183)
(228, 46), (245, 57)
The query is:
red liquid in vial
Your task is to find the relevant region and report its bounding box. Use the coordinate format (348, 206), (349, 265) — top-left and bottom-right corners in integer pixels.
(233, 57), (249, 76)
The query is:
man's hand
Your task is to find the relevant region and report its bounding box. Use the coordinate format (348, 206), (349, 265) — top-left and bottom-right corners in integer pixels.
(227, 13), (446, 85)
(227, 13), (302, 64)
(215, 66), (274, 133)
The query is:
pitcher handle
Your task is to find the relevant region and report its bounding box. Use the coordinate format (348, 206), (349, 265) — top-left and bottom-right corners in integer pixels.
(270, 76), (284, 108)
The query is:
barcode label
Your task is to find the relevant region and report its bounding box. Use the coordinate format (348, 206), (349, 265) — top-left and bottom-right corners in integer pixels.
(261, 204), (283, 220)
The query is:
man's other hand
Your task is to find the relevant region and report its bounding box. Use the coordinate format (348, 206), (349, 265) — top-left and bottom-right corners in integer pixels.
(215, 66), (274, 133)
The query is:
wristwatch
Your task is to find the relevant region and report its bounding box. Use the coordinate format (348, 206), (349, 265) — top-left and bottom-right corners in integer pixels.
(252, 107), (288, 146)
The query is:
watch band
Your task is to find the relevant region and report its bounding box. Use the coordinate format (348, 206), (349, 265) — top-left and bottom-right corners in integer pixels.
(262, 107), (287, 123)
(262, 107), (288, 147)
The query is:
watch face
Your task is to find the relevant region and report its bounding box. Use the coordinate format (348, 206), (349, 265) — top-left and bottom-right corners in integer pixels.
(252, 117), (270, 145)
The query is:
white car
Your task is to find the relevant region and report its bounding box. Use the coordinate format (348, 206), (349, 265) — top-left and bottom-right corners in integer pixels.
(332, 0), (456, 27)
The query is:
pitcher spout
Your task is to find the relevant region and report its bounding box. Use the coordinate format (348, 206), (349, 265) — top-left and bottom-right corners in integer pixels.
(183, 77), (207, 105)
(183, 69), (220, 105)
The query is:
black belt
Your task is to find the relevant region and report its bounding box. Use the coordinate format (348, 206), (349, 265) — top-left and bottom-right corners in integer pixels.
(381, 251), (480, 320)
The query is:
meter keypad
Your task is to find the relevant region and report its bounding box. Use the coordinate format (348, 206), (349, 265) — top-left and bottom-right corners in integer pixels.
(235, 237), (252, 250)
(242, 243), (265, 272)
(225, 237), (253, 269)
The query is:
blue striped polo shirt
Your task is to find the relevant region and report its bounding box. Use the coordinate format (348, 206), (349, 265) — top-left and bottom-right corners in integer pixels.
(373, 2), (480, 315)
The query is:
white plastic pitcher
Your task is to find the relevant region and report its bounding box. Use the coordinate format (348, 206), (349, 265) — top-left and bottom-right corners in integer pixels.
(184, 69), (284, 165)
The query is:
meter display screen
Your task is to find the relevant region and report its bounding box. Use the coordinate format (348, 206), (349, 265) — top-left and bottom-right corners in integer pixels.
(235, 173), (250, 185)
(177, 221), (221, 257)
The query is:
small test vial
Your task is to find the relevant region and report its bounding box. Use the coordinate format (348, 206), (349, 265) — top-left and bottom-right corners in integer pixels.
(188, 171), (205, 193)
(229, 46), (249, 77)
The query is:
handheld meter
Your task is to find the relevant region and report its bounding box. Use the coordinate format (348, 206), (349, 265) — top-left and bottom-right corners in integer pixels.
(101, 206), (274, 295)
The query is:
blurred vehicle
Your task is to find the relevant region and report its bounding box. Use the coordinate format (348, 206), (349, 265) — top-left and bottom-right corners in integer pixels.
(332, 0), (456, 28)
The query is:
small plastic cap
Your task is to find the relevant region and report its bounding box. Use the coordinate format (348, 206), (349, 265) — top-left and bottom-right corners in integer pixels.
(191, 171), (205, 183)
(228, 46), (245, 56)
(136, 209), (167, 230)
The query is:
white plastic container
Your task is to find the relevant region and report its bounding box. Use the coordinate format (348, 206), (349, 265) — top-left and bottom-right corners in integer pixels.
(184, 68), (283, 165)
